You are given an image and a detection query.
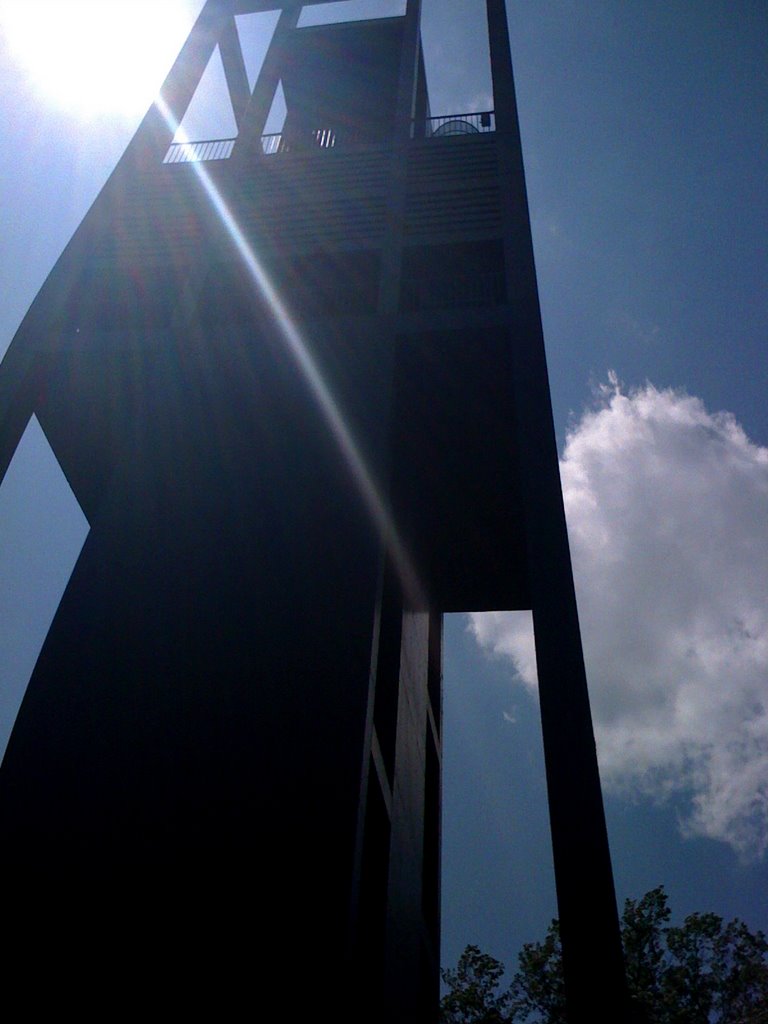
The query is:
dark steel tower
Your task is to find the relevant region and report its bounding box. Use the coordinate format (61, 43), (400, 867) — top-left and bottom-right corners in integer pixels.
(0, 2), (631, 1020)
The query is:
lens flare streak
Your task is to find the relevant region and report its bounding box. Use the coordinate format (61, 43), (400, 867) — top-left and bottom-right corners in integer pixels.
(158, 101), (423, 603)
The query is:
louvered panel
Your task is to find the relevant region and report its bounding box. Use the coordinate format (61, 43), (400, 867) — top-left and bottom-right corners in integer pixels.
(94, 141), (504, 260)
(238, 154), (388, 251)
(407, 135), (500, 190)
(241, 194), (388, 251)
(102, 150), (392, 260)
(252, 148), (390, 199)
(405, 136), (502, 240)
(241, 150), (390, 250)
(404, 187), (502, 240)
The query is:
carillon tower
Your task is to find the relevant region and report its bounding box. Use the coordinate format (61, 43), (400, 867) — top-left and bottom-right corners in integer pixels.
(0, 1), (631, 1020)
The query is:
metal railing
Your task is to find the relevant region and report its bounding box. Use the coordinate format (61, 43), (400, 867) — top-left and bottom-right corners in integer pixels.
(163, 138), (236, 164)
(261, 128), (337, 155)
(422, 111), (495, 138)
(160, 112), (495, 164)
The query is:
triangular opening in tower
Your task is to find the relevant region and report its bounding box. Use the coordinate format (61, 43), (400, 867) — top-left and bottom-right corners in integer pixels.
(0, 415), (89, 766)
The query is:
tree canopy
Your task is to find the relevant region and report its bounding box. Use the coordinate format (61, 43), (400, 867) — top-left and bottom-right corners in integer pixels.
(441, 886), (768, 1024)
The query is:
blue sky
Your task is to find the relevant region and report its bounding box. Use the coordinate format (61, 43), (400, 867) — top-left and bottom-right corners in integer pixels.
(1, 0), (767, 979)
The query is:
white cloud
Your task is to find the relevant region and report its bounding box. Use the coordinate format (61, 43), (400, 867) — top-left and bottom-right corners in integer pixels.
(470, 378), (768, 860)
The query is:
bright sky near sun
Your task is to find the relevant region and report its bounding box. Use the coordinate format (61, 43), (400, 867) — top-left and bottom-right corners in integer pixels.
(0, 0), (192, 119)
(0, 0), (767, 982)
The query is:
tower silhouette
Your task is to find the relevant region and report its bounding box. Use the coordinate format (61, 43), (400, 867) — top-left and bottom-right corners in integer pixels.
(0, 1), (631, 1020)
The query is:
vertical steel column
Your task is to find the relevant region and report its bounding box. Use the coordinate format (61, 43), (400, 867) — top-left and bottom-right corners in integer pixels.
(219, 15), (252, 129)
(232, 3), (302, 153)
(486, 0), (631, 1020)
(374, 5), (430, 1019)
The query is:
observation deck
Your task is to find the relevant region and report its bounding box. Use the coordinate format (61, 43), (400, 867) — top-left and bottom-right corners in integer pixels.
(73, 110), (509, 359)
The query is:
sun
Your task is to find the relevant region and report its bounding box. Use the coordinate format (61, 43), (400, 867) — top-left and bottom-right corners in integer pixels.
(0, 0), (196, 120)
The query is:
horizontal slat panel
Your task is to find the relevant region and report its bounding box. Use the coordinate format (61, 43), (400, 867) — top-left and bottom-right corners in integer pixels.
(92, 138), (502, 259)
(405, 136), (501, 240)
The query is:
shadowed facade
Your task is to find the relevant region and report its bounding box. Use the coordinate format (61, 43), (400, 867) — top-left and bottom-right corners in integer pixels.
(0, 2), (631, 1020)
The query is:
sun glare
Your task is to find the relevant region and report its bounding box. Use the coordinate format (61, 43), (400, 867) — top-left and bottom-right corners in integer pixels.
(1, 0), (194, 119)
